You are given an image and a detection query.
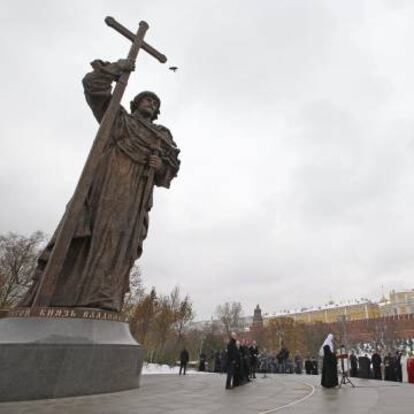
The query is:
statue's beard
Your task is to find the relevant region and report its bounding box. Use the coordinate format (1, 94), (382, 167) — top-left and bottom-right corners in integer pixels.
(137, 107), (154, 119)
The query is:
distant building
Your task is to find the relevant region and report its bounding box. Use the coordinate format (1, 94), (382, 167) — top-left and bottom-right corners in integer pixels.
(264, 300), (380, 325)
(379, 289), (414, 317)
(190, 315), (252, 332)
(251, 304), (263, 329)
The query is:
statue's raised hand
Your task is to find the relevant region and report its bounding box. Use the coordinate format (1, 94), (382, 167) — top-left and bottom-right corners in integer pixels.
(114, 59), (135, 72)
(102, 59), (135, 78)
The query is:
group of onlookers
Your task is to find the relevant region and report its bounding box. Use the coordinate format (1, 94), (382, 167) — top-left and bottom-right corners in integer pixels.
(349, 349), (414, 382)
(225, 332), (259, 389)
(257, 350), (316, 375)
(179, 333), (414, 389)
(320, 333), (414, 388)
(304, 356), (319, 375)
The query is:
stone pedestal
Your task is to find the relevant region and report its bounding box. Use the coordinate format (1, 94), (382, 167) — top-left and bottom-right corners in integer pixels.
(0, 308), (144, 402)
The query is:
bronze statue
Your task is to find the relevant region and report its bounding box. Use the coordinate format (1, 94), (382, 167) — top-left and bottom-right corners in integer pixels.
(20, 20), (180, 312)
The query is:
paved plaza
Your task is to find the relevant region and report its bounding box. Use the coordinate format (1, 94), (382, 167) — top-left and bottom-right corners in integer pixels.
(0, 373), (412, 414)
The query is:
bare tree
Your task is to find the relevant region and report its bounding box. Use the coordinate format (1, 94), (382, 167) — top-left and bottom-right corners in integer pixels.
(0, 231), (45, 308)
(265, 316), (308, 354)
(199, 319), (226, 355)
(365, 317), (397, 349)
(215, 301), (243, 336)
(302, 321), (330, 356)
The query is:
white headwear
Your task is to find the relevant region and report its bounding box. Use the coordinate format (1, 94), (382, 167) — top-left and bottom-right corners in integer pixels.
(319, 333), (334, 357)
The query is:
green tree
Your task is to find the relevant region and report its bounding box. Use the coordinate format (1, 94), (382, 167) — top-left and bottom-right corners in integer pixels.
(130, 287), (157, 346)
(174, 294), (194, 345)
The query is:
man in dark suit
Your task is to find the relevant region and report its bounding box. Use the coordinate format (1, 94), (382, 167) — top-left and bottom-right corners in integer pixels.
(226, 332), (238, 389)
(249, 340), (259, 379)
(179, 348), (189, 375)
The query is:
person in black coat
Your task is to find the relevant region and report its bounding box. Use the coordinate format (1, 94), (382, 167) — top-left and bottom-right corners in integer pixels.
(384, 353), (396, 381)
(179, 348), (189, 375)
(358, 354), (371, 379)
(294, 351), (303, 374)
(277, 345), (289, 373)
(241, 340), (251, 383)
(321, 345), (338, 388)
(214, 351), (222, 373)
(233, 340), (243, 386)
(199, 352), (207, 371)
(249, 341), (259, 379)
(349, 351), (358, 377)
(371, 351), (382, 380)
(304, 356), (312, 375)
(311, 357), (319, 375)
(225, 332), (238, 389)
(395, 351), (403, 382)
(221, 350), (227, 373)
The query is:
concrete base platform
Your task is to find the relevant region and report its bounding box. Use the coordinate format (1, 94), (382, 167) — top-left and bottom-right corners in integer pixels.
(0, 315), (144, 402)
(0, 373), (413, 414)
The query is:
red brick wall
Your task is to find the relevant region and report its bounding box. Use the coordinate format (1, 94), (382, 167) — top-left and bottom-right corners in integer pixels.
(324, 314), (414, 344)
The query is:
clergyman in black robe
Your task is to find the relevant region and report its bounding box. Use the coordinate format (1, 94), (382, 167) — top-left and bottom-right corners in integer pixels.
(358, 355), (371, 379)
(384, 353), (396, 381)
(395, 351), (403, 382)
(321, 345), (338, 388)
(349, 352), (358, 377)
(371, 351), (382, 380)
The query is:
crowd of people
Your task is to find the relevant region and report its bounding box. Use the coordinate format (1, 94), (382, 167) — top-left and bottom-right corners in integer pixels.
(256, 350), (319, 375)
(225, 332), (259, 389)
(319, 333), (414, 388)
(178, 332), (414, 389)
(348, 349), (414, 382)
(223, 333), (327, 389)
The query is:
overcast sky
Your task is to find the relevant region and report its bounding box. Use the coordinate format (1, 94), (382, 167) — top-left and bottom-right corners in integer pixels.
(1, 0), (414, 320)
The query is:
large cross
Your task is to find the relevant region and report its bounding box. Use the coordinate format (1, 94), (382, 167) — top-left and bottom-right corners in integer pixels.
(32, 17), (167, 307)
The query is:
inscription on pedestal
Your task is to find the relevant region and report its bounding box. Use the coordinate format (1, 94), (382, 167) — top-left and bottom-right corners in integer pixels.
(8, 307), (128, 322)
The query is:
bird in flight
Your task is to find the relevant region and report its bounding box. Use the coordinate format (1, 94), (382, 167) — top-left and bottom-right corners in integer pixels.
(169, 66), (178, 72)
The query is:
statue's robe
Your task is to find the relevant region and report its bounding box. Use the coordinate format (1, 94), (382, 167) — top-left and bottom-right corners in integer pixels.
(20, 61), (180, 312)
